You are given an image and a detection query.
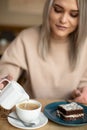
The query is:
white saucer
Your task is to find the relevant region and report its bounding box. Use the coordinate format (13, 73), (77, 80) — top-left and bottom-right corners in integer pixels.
(7, 111), (48, 129)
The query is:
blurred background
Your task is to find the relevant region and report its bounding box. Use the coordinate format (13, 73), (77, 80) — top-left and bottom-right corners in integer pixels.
(0, 0), (46, 57)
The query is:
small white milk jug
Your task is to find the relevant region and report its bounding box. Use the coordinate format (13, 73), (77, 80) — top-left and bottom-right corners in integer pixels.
(0, 79), (29, 110)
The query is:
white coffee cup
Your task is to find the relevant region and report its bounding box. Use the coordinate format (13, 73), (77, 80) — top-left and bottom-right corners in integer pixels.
(0, 79), (29, 110)
(16, 99), (42, 123)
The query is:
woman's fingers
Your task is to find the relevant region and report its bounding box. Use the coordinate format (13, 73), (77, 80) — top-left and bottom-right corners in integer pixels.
(4, 74), (13, 80)
(0, 74), (13, 90)
(0, 83), (4, 89)
(73, 95), (87, 104)
(72, 87), (87, 104)
(71, 89), (81, 99)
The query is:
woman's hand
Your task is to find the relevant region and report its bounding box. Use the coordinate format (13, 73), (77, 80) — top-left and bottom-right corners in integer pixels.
(71, 87), (87, 104)
(0, 75), (13, 90)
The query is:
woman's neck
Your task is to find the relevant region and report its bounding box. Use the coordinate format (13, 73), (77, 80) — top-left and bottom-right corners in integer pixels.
(48, 34), (70, 58)
(50, 33), (70, 44)
(50, 36), (70, 46)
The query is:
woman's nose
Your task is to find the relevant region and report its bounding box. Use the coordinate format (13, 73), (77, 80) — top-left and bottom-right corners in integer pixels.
(60, 13), (68, 23)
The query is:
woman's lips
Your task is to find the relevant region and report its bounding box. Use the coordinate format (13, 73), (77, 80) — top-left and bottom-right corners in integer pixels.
(56, 25), (68, 31)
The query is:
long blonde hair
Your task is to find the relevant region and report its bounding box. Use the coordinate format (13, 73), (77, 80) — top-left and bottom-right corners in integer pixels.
(39, 0), (87, 68)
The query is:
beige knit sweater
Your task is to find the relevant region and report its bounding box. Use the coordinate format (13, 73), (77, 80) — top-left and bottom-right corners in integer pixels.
(0, 27), (87, 99)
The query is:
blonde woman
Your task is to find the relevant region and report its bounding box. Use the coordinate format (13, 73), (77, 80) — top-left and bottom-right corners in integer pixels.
(0, 0), (87, 103)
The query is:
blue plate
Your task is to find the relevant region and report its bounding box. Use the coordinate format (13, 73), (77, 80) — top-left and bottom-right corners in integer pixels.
(44, 101), (87, 126)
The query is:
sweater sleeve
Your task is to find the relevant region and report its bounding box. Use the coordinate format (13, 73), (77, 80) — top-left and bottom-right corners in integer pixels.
(78, 68), (87, 88)
(77, 38), (87, 88)
(0, 32), (28, 81)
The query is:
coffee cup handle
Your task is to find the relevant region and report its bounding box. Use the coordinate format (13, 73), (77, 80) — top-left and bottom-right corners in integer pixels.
(0, 78), (11, 93)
